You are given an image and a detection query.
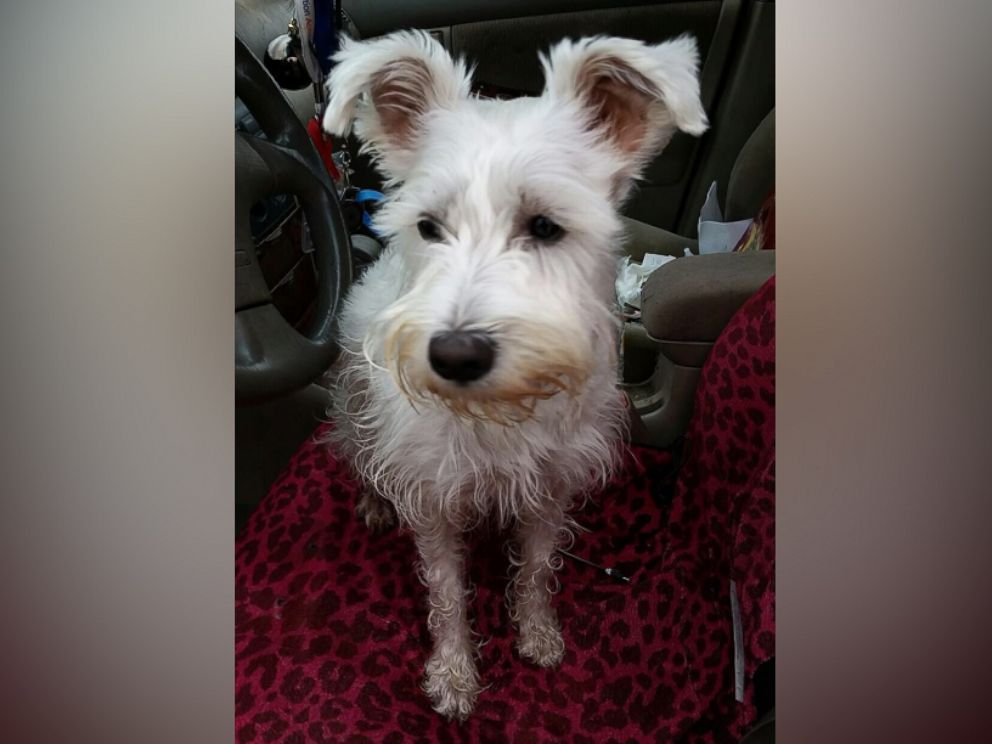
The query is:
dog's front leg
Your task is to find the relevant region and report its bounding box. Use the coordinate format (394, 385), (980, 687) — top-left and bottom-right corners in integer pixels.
(355, 487), (397, 533)
(415, 521), (479, 720)
(509, 506), (567, 667)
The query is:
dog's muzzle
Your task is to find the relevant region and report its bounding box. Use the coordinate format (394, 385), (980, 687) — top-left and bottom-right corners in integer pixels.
(428, 331), (496, 384)
(374, 315), (594, 424)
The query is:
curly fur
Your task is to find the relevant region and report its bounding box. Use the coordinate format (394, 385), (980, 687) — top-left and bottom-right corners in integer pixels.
(319, 29), (706, 719)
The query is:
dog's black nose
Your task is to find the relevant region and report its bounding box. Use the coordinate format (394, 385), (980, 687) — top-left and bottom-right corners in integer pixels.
(428, 331), (496, 383)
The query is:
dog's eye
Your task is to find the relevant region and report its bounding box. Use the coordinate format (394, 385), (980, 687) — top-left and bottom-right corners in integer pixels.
(528, 215), (564, 242)
(417, 218), (442, 242)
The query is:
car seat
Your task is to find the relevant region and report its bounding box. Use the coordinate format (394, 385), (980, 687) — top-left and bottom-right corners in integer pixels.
(235, 273), (775, 742)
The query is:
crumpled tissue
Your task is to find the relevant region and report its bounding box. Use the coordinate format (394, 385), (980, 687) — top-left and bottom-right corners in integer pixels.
(616, 253), (677, 309)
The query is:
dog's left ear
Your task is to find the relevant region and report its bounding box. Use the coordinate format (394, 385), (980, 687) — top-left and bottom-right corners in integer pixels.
(322, 31), (472, 183)
(541, 35), (708, 187)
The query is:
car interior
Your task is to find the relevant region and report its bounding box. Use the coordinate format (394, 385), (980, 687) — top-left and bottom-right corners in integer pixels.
(235, 1), (775, 740)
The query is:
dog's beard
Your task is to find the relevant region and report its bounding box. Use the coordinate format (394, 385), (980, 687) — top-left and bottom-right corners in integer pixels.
(367, 316), (593, 426)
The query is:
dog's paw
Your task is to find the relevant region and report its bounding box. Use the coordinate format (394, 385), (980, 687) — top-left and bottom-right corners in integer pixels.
(517, 617), (565, 668)
(356, 490), (397, 534)
(423, 650), (479, 721)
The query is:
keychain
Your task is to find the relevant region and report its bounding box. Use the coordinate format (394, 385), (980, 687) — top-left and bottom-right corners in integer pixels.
(262, 17), (312, 91)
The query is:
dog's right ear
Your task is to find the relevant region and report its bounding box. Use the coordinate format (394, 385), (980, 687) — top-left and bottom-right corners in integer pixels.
(322, 31), (472, 183)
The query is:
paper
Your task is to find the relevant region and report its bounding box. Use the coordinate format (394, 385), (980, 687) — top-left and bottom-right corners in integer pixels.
(615, 254), (677, 309)
(698, 181), (752, 255)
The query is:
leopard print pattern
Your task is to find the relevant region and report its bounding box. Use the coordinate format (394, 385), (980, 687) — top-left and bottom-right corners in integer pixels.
(236, 276), (775, 743)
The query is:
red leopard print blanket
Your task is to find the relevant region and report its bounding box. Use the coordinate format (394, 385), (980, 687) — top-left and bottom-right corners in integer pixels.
(236, 277), (775, 743)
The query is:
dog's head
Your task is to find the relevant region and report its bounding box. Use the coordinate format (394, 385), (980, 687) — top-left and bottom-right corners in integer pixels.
(324, 31), (707, 423)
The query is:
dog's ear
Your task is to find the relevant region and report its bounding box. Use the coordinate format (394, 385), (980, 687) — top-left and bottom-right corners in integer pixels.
(541, 35), (708, 184)
(322, 31), (472, 182)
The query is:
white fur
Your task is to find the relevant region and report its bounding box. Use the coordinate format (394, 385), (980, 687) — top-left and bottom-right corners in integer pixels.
(542, 34), (708, 137)
(320, 30), (707, 719)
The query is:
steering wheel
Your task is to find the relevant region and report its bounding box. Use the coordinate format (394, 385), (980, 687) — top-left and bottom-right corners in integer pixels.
(235, 36), (351, 403)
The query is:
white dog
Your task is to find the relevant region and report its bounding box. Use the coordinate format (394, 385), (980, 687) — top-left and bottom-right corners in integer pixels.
(320, 30), (707, 720)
